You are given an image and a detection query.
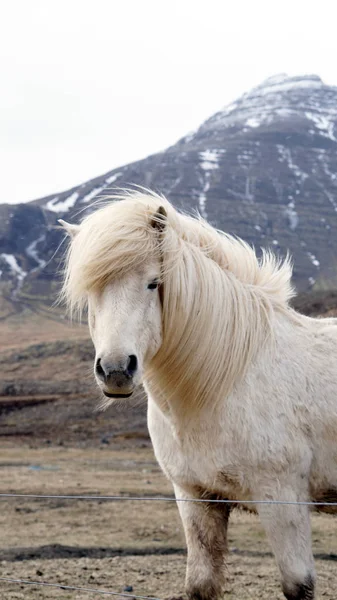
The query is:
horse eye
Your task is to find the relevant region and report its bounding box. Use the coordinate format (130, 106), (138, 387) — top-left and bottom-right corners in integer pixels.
(147, 281), (159, 290)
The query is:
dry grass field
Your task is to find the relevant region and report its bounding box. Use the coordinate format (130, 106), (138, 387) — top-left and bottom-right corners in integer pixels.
(0, 445), (335, 600)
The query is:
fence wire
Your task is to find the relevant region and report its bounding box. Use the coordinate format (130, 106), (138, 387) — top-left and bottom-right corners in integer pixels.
(0, 492), (336, 506)
(0, 492), (336, 598)
(0, 577), (161, 599)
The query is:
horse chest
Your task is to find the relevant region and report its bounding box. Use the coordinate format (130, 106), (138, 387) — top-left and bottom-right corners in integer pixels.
(147, 400), (245, 498)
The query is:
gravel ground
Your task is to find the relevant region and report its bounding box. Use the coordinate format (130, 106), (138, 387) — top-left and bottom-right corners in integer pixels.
(0, 445), (335, 600)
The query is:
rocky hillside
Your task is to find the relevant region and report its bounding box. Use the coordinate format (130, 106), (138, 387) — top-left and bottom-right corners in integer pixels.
(1, 73), (337, 309)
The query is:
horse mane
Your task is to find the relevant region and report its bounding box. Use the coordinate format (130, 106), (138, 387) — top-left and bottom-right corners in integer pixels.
(61, 190), (295, 416)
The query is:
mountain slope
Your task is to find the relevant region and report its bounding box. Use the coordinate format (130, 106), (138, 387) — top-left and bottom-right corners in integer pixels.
(1, 73), (337, 309)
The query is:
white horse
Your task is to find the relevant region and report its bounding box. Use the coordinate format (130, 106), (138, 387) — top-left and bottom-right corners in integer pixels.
(60, 190), (337, 600)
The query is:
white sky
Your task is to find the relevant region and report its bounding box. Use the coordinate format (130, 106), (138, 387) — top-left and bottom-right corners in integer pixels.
(1, 0), (337, 204)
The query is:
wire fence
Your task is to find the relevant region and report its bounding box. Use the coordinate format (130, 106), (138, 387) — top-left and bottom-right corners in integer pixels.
(0, 492), (337, 506)
(0, 577), (161, 599)
(1, 491), (336, 597)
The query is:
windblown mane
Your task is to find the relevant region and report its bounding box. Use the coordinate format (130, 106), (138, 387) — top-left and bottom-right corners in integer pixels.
(61, 190), (295, 415)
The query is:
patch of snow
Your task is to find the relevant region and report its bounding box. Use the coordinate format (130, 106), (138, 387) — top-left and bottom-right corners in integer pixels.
(252, 77), (323, 97)
(272, 240), (279, 245)
(198, 150), (224, 217)
(317, 151), (337, 181)
(79, 172), (123, 204)
(244, 106), (295, 129)
(47, 192), (80, 213)
(254, 224), (261, 231)
(238, 149), (254, 164)
(198, 150), (226, 217)
(46, 196), (59, 211)
(167, 175), (182, 193)
(81, 186), (104, 204)
(276, 108), (295, 117)
(246, 117), (260, 128)
(26, 235), (46, 269)
(284, 202), (299, 230)
(199, 181), (210, 218)
(199, 149), (224, 171)
(244, 176), (254, 202)
(0, 254), (26, 281)
(277, 145), (308, 182)
(105, 172), (123, 185)
(305, 112), (336, 141)
(237, 152), (257, 201)
(308, 277), (316, 286)
(307, 252), (320, 268)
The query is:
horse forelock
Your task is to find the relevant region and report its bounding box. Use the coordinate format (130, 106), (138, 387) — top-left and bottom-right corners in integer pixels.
(61, 190), (295, 414)
(60, 191), (169, 317)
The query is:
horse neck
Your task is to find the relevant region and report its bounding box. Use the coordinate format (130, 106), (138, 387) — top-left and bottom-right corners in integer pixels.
(145, 263), (274, 423)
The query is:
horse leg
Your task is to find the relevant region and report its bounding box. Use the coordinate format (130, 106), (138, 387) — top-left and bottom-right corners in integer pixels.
(256, 487), (315, 600)
(174, 485), (230, 600)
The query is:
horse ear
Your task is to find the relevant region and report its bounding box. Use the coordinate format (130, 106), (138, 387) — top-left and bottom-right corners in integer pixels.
(150, 206), (167, 232)
(58, 219), (80, 238)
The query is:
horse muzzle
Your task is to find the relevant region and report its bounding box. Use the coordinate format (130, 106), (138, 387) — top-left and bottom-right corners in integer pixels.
(95, 355), (137, 398)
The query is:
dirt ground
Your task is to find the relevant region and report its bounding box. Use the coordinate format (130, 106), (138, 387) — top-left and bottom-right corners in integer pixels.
(0, 445), (335, 600)
(0, 297), (88, 351)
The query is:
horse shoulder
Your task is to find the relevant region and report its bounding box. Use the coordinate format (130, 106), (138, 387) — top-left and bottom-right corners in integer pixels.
(147, 396), (186, 482)
(147, 396), (222, 487)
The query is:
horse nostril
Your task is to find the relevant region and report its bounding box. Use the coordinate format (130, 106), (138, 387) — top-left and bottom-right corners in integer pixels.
(127, 354), (138, 377)
(95, 358), (105, 380)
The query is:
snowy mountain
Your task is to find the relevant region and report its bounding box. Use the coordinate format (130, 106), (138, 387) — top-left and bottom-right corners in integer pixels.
(1, 73), (337, 308)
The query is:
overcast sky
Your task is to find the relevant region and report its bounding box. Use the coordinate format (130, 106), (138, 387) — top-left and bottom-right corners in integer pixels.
(1, 0), (337, 205)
